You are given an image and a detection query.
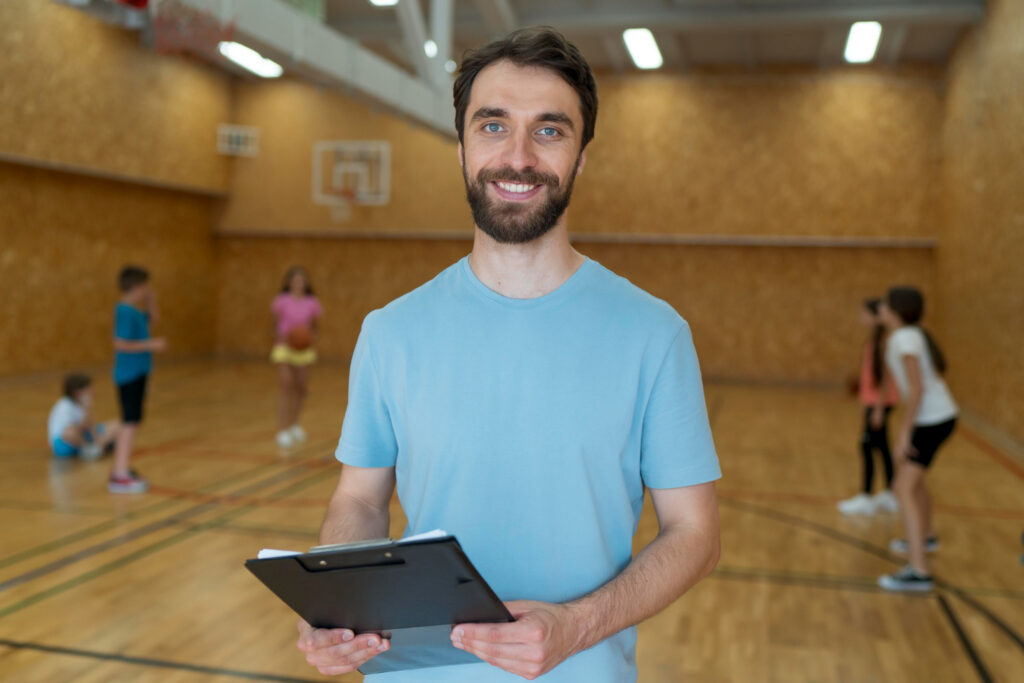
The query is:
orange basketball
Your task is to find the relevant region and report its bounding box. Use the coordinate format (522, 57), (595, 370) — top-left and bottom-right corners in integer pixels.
(286, 324), (314, 351)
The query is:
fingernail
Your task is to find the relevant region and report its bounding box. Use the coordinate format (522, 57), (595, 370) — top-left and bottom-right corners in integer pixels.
(368, 637), (379, 647)
(378, 642), (388, 651)
(456, 628), (464, 637)
(342, 631), (354, 642)
(453, 640), (463, 649)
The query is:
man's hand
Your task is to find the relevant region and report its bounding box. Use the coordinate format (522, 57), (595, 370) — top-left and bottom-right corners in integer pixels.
(296, 619), (390, 676)
(451, 600), (583, 680)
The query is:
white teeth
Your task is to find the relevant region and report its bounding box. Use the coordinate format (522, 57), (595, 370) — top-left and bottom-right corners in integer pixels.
(496, 181), (536, 194)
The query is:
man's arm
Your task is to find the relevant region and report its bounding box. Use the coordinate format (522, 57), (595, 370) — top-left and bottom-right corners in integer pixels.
(297, 464), (396, 676)
(452, 481), (719, 680)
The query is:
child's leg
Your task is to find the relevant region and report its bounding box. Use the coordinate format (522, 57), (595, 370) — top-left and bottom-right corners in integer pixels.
(915, 482), (933, 538)
(292, 365), (309, 426)
(876, 408), (895, 489)
(893, 462), (929, 574)
(97, 421), (121, 450)
(59, 423), (88, 447)
(113, 424), (137, 476)
(278, 364), (295, 431)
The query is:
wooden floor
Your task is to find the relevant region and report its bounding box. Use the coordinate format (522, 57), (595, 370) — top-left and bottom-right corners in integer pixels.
(0, 360), (1021, 682)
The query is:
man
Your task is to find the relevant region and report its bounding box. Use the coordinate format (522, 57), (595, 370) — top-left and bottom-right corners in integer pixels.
(298, 27), (721, 681)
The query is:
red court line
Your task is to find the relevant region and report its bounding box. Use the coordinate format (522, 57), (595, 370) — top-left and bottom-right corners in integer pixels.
(718, 488), (1024, 521)
(146, 484), (331, 508)
(957, 425), (1024, 483)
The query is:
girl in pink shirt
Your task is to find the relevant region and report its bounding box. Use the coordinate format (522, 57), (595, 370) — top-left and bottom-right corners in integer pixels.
(270, 266), (323, 449)
(838, 298), (899, 516)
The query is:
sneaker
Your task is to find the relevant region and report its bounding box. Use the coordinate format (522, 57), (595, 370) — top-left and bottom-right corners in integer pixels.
(873, 490), (899, 513)
(878, 565), (933, 592)
(276, 429), (295, 449)
(108, 469), (149, 494)
(890, 536), (940, 554)
(80, 443), (104, 461)
(837, 493), (876, 515)
(289, 424), (307, 444)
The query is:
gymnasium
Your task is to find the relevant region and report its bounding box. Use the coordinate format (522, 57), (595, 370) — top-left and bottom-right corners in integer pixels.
(1, 0), (1021, 680)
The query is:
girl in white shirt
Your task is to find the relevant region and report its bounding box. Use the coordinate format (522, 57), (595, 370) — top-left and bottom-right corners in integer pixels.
(876, 287), (957, 592)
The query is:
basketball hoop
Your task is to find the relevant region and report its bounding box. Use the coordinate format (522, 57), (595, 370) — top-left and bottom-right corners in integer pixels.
(327, 187), (358, 223)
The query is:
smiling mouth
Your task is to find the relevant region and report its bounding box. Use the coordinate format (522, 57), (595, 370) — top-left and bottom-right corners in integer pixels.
(491, 181), (543, 200)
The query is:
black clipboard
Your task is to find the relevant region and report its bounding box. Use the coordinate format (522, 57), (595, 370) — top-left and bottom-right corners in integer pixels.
(244, 535), (513, 674)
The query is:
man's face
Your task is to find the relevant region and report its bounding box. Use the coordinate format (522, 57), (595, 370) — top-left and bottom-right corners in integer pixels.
(459, 60), (587, 244)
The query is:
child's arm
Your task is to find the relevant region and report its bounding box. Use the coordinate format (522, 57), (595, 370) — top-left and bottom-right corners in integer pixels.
(894, 355), (923, 460)
(115, 338), (167, 353)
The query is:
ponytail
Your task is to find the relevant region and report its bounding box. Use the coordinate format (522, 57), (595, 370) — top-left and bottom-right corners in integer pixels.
(870, 325), (885, 386)
(919, 327), (947, 375)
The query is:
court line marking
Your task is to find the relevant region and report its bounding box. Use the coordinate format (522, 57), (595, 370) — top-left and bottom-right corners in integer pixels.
(0, 457), (333, 597)
(959, 425), (1024, 483)
(0, 637), (321, 682)
(718, 487), (1024, 520)
(720, 496), (1024, 653)
(936, 593), (994, 683)
(0, 465), (339, 620)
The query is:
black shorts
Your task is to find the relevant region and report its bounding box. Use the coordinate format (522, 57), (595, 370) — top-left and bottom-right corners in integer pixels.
(118, 374), (148, 425)
(909, 418), (956, 468)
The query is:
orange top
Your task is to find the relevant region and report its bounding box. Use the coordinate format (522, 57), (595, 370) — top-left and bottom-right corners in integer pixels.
(859, 341), (898, 407)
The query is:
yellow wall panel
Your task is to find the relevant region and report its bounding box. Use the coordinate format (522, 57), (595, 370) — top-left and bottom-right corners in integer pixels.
(0, 0), (231, 192)
(939, 0), (1024, 443)
(0, 164), (219, 375)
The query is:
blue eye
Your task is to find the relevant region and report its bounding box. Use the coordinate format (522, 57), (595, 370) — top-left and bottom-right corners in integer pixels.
(484, 122), (503, 133)
(538, 127), (558, 137)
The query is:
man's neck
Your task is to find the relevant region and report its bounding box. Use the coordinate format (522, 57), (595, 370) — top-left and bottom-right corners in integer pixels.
(468, 223), (585, 299)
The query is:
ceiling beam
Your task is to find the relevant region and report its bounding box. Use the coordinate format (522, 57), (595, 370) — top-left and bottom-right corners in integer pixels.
(472, 0), (517, 38)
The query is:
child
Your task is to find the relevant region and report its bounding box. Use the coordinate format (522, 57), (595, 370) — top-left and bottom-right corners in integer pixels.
(838, 299), (899, 515)
(111, 265), (167, 493)
(270, 266), (322, 449)
(47, 373), (120, 460)
(876, 286), (957, 592)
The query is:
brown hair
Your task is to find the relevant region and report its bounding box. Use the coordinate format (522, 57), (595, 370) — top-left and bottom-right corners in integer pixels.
(280, 266), (314, 295)
(63, 373), (92, 399)
(886, 287), (947, 374)
(118, 265), (149, 292)
(453, 27), (598, 151)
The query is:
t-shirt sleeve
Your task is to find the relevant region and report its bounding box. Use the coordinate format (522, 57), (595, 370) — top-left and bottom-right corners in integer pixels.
(335, 313), (398, 468)
(889, 328), (923, 359)
(114, 306), (134, 340)
(640, 322), (722, 489)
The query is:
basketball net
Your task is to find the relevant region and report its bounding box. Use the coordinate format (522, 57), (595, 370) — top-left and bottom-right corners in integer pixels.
(328, 187), (357, 223)
(150, 0), (235, 55)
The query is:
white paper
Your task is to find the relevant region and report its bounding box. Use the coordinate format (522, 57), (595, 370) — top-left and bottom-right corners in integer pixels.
(398, 529), (448, 544)
(257, 548), (301, 559)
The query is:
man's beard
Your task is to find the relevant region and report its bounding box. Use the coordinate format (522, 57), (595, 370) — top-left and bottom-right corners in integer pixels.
(463, 160), (579, 245)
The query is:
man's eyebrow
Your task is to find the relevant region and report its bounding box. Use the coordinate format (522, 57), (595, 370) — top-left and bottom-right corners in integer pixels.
(470, 107), (508, 122)
(535, 112), (575, 130)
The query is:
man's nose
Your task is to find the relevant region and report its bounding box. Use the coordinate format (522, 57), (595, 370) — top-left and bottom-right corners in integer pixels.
(499, 129), (539, 171)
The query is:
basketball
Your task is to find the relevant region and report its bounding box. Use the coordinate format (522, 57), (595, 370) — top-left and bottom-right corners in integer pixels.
(286, 324), (313, 351)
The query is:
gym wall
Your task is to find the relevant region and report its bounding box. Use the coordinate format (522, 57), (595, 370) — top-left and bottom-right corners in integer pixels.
(0, 0), (228, 374)
(938, 0), (1024, 443)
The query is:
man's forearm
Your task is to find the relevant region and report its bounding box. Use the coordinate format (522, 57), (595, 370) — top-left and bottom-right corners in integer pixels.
(566, 522), (719, 654)
(318, 493), (389, 545)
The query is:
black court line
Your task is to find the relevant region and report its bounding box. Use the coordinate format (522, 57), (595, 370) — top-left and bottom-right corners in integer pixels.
(720, 495), (1024, 656)
(0, 465), (339, 619)
(711, 565), (900, 595)
(0, 637), (321, 682)
(936, 594), (994, 683)
(0, 454), (332, 595)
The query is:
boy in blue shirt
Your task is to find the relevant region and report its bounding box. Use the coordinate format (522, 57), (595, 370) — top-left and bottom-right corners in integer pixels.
(110, 265), (166, 493)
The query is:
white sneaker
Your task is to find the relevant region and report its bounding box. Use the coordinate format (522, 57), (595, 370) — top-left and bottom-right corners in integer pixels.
(276, 429), (295, 449)
(80, 443), (103, 461)
(873, 489), (899, 513)
(837, 493), (876, 515)
(289, 424), (307, 443)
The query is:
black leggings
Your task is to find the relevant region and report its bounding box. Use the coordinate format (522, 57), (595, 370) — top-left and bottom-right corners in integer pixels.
(861, 406), (893, 493)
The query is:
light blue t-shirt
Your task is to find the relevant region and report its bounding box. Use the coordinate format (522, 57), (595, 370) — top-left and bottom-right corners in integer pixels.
(336, 257), (721, 682)
(113, 302), (151, 385)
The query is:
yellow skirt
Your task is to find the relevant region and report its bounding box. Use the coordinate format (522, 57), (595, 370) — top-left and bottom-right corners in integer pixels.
(270, 344), (317, 367)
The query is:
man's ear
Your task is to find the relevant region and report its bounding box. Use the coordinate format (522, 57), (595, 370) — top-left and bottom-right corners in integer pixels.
(457, 142), (464, 168)
(576, 148), (587, 176)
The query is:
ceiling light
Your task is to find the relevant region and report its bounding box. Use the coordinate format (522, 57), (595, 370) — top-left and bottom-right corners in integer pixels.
(369, 0), (399, 6)
(444, 59), (457, 74)
(218, 41), (283, 78)
(844, 21), (882, 64)
(424, 39), (438, 58)
(622, 28), (663, 70)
